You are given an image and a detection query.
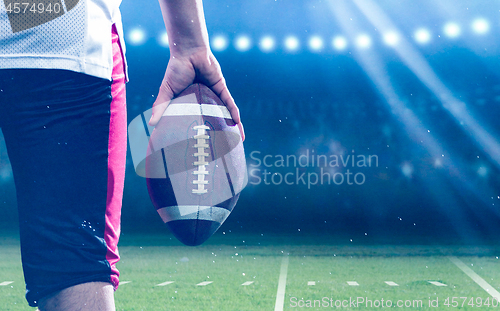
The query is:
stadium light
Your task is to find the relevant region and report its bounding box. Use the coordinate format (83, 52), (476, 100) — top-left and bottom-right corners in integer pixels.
(308, 36), (324, 51)
(128, 28), (146, 46)
(158, 32), (169, 48)
(443, 22), (460, 38)
(355, 34), (371, 49)
(259, 36), (275, 52)
(414, 28), (431, 44)
(284, 36), (300, 51)
(332, 36), (347, 50)
(401, 162), (414, 178)
(235, 35), (252, 52)
(383, 31), (399, 46)
(433, 158), (443, 168)
(211, 35), (228, 51)
(477, 165), (488, 177)
(472, 18), (489, 34)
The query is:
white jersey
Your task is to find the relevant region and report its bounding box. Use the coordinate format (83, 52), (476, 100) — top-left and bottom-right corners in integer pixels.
(0, 0), (127, 81)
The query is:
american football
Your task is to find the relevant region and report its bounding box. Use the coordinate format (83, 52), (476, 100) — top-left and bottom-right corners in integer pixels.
(144, 83), (247, 246)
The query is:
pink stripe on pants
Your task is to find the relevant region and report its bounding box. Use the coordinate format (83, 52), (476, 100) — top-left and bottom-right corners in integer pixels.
(105, 24), (127, 290)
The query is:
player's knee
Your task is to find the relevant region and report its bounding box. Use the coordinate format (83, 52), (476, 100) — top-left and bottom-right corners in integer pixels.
(38, 282), (115, 311)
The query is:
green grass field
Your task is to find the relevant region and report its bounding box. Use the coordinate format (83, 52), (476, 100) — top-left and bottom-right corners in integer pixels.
(1, 232), (500, 310)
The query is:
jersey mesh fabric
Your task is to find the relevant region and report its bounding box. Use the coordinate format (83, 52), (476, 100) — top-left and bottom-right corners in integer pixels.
(0, 0), (127, 81)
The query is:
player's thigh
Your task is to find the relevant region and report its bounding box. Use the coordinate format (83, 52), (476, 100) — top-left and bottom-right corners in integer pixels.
(0, 68), (119, 307)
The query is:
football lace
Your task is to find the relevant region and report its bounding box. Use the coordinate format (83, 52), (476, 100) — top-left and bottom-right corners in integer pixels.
(192, 125), (210, 194)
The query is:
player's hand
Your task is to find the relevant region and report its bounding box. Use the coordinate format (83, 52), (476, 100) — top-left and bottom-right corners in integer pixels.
(149, 48), (245, 141)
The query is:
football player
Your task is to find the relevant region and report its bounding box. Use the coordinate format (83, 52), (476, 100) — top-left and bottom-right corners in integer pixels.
(0, 0), (243, 310)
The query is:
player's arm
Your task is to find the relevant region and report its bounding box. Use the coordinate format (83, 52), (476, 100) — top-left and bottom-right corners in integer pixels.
(149, 0), (245, 141)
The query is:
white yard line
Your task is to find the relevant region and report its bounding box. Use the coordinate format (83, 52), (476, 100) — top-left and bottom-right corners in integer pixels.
(449, 256), (500, 301)
(307, 281), (316, 286)
(274, 254), (289, 311)
(385, 281), (399, 286)
(119, 281), (131, 285)
(241, 281), (254, 286)
(347, 281), (359, 286)
(196, 281), (212, 286)
(0, 281), (13, 286)
(156, 281), (175, 286)
(428, 281), (447, 287)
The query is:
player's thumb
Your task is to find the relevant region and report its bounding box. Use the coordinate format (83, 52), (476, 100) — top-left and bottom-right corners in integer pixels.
(149, 82), (174, 126)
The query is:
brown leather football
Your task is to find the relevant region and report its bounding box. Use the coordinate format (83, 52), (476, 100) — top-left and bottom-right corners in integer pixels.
(145, 83), (247, 246)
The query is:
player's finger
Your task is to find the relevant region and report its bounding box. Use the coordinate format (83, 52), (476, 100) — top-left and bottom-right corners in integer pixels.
(237, 122), (245, 142)
(210, 79), (245, 141)
(200, 55), (241, 123)
(149, 81), (174, 126)
(216, 84), (240, 123)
